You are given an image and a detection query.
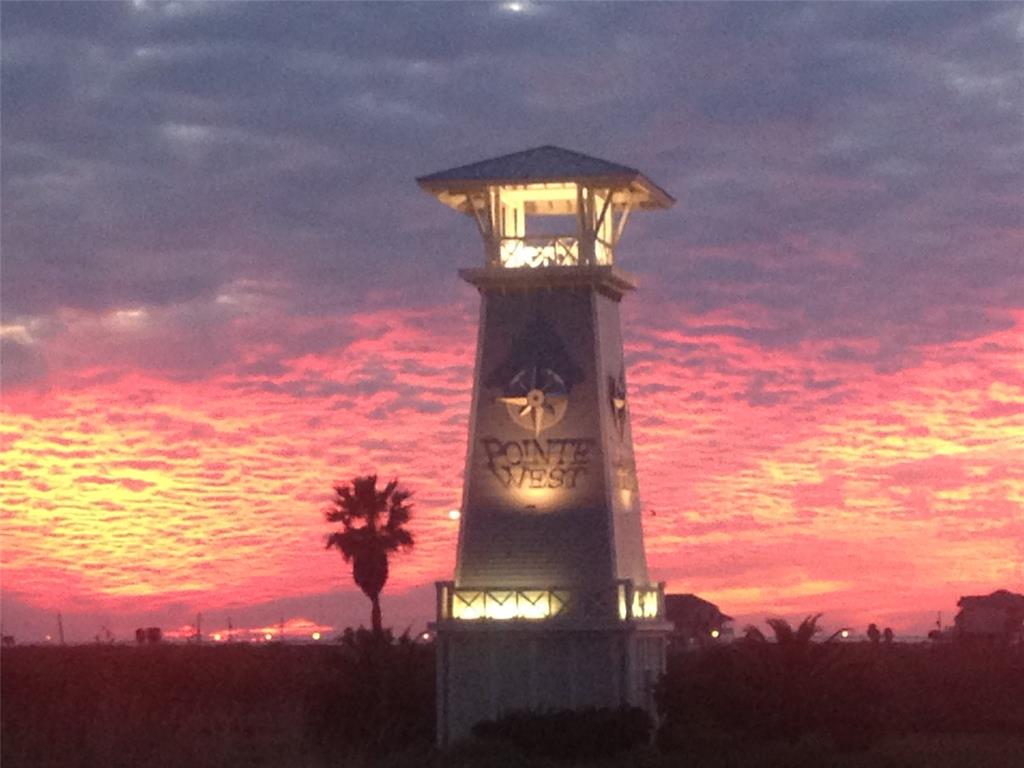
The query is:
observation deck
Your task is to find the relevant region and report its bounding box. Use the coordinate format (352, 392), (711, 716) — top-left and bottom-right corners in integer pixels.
(417, 145), (674, 270)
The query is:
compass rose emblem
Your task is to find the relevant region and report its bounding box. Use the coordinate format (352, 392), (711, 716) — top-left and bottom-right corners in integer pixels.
(485, 309), (583, 436)
(497, 365), (569, 436)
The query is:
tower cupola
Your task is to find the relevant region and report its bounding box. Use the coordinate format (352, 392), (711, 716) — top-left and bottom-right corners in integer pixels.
(417, 145), (673, 269)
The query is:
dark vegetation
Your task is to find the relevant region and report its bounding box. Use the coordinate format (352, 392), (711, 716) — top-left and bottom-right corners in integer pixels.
(472, 707), (651, 761)
(658, 639), (1024, 762)
(3, 632), (1022, 768)
(1, 630), (433, 768)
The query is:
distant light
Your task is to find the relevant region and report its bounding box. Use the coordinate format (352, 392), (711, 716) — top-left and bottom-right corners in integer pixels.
(213, 633), (222, 642)
(311, 632), (321, 641)
(264, 633), (273, 641)
(841, 629), (850, 639)
(45, 635), (52, 642)
(421, 631), (431, 641)
(447, 509), (461, 520)
(504, 2), (525, 12)
(710, 629), (720, 639)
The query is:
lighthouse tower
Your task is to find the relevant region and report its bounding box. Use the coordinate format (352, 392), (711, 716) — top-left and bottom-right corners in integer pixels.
(418, 146), (674, 744)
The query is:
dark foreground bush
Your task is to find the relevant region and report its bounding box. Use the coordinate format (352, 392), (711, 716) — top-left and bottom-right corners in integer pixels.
(1, 630), (435, 768)
(303, 628), (435, 756)
(471, 706), (651, 762)
(657, 640), (1024, 754)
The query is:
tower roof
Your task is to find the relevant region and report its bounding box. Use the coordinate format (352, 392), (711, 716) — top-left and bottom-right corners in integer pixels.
(417, 145), (674, 211)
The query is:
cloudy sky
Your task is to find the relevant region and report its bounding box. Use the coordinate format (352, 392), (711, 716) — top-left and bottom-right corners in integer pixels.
(2, 1), (1022, 642)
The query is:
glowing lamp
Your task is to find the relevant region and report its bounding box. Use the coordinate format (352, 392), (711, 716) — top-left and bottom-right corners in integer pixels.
(264, 633), (273, 641)
(710, 629), (720, 639)
(311, 632), (321, 640)
(840, 629), (850, 639)
(447, 509), (461, 520)
(213, 633), (222, 641)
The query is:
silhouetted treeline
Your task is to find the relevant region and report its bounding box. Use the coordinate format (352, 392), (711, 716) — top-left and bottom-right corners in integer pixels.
(3, 637), (1023, 767)
(658, 640), (1024, 753)
(1, 630), (433, 768)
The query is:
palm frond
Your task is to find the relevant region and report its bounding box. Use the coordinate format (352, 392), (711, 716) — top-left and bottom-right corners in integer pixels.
(743, 625), (767, 643)
(766, 618), (796, 644)
(384, 528), (415, 551)
(795, 614), (823, 643)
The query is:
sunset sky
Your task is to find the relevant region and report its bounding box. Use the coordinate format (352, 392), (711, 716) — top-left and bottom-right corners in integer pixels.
(2, 1), (1022, 643)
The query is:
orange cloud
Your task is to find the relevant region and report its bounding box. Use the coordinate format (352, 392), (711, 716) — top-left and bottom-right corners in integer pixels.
(2, 302), (1021, 638)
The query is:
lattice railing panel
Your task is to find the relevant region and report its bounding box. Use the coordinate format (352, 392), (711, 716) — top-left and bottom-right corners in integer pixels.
(437, 581), (664, 623)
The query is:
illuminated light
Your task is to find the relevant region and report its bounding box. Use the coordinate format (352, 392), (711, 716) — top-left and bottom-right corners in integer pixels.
(630, 587), (660, 619)
(643, 591), (658, 618)
(44, 635), (52, 642)
(517, 591), (556, 619)
(710, 629), (720, 639)
(484, 591), (517, 620)
(450, 588), (560, 621)
(841, 629), (850, 639)
(500, 238), (580, 269)
(447, 509), (461, 521)
(264, 632), (273, 641)
(311, 632), (321, 640)
(213, 633), (222, 641)
(503, 2), (525, 12)
(421, 632), (430, 641)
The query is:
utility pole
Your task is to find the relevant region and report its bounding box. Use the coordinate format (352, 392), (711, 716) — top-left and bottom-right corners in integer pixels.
(227, 616), (234, 643)
(57, 613), (65, 645)
(195, 612), (202, 643)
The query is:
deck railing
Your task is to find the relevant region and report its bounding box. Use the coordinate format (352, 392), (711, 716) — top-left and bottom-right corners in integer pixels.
(436, 580), (664, 623)
(498, 236), (614, 269)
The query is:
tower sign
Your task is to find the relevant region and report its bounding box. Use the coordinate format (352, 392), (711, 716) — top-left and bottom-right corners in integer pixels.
(418, 146), (674, 744)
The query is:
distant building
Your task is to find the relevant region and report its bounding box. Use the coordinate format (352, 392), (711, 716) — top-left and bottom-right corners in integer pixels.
(954, 589), (1024, 644)
(664, 593), (733, 648)
(134, 627), (163, 644)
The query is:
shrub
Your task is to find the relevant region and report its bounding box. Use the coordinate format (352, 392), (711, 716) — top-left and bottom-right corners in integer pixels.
(656, 641), (1024, 755)
(470, 706), (651, 762)
(303, 628), (435, 757)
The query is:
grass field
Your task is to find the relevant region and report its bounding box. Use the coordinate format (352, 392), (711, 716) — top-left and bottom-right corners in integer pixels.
(2, 640), (1022, 767)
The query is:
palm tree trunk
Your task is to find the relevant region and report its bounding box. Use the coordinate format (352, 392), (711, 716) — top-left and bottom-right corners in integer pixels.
(370, 593), (382, 636)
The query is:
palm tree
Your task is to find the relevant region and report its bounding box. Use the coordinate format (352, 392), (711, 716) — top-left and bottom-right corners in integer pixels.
(743, 613), (831, 645)
(740, 614), (850, 740)
(325, 475), (414, 635)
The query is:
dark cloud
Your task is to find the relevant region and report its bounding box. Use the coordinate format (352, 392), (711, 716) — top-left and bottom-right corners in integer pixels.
(1, 1), (1021, 380)
(0, 338), (48, 389)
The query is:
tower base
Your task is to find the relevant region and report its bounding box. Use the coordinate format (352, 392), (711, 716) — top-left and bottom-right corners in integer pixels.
(434, 621), (669, 746)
